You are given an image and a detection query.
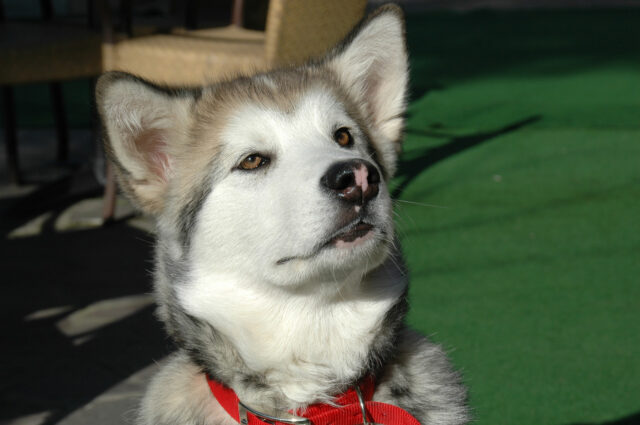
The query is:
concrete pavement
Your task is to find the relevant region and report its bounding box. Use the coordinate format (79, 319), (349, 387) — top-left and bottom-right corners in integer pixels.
(1, 130), (164, 424)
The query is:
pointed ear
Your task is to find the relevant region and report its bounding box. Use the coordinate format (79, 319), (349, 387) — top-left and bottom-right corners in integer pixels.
(325, 5), (408, 159)
(96, 72), (197, 215)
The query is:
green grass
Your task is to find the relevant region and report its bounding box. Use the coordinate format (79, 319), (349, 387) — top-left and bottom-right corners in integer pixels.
(397, 9), (640, 425)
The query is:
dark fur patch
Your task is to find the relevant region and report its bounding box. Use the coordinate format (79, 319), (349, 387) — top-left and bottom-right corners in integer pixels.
(390, 384), (411, 398)
(177, 171), (214, 248)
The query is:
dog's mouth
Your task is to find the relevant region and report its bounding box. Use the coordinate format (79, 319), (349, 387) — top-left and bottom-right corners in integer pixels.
(276, 220), (376, 265)
(326, 221), (374, 244)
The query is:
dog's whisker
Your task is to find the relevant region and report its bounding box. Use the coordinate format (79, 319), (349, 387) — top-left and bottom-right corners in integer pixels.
(393, 198), (449, 209)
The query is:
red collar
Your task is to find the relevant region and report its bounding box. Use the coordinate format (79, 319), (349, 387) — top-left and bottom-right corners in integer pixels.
(207, 375), (422, 425)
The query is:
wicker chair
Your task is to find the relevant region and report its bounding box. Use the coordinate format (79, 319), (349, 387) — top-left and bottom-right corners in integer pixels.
(100, 0), (367, 221)
(101, 0), (367, 85)
(0, 1), (102, 184)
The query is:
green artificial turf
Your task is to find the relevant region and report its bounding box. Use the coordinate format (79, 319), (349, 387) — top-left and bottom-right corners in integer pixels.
(3, 7), (638, 425)
(396, 9), (640, 425)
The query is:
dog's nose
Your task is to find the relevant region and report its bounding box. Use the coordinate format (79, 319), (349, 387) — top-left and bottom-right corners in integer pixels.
(321, 159), (380, 205)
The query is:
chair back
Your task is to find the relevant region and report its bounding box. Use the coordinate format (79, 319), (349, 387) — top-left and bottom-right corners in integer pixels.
(264, 0), (367, 67)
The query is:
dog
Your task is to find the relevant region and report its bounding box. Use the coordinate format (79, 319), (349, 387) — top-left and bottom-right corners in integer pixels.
(96, 5), (468, 425)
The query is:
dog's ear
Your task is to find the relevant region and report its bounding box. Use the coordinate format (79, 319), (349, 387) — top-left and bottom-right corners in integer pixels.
(325, 5), (408, 169)
(96, 72), (197, 215)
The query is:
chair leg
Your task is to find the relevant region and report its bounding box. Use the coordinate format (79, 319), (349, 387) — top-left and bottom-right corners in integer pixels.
(102, 160), (117, 223)
(231, 0), (244, 26)
(50, 82), (69, 163)
(2, 86), (21, 184)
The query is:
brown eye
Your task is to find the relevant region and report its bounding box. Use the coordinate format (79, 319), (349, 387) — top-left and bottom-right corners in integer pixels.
(334, 127), (353, 147)
(239, 154), (268, 170)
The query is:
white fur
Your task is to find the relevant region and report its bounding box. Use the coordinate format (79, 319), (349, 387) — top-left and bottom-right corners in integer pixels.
(185, 88), (393, 282)
(177, 88), (401, 405)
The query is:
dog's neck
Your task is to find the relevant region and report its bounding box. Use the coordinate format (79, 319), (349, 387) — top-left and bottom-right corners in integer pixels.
(156, 250), (408, 412)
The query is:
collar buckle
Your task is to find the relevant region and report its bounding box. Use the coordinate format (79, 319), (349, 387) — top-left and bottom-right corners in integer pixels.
(238, 399), (311, 425)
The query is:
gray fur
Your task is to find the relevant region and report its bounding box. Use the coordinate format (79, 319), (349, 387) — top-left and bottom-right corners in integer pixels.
(374, 328), (469, 424)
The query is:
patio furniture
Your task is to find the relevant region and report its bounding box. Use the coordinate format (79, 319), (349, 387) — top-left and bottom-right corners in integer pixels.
(0, 0), (102, 184)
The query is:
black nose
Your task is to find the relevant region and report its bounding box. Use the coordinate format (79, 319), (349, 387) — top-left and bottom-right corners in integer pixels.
(321, 159), (380, 205)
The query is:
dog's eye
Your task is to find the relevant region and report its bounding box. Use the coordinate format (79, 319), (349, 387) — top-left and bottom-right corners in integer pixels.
(239, 154), (269, 170)
(334, 128), (353, 147)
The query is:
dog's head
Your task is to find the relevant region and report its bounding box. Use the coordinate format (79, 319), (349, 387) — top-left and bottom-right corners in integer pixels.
(97, 6), (408, 290)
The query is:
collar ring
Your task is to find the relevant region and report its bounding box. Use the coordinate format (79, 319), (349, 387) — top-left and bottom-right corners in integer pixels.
(354, 385), (371, 425)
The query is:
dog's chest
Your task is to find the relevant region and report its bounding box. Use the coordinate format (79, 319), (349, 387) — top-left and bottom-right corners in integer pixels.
(235, 296), (393, 402)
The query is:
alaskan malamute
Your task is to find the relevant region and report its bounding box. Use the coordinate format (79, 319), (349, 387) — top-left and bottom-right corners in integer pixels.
(97, 5), (468, 425)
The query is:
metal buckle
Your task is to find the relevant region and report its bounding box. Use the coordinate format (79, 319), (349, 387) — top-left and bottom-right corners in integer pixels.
(354, 385), (371, 425)
(238, 399), (311, 425)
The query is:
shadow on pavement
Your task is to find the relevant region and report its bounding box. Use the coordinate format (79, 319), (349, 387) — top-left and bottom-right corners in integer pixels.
(1, 190), (170, 422)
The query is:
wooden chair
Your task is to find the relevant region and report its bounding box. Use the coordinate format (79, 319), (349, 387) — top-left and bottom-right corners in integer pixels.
(0, 0), (102, 184)
(100, 0), (367, 221)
